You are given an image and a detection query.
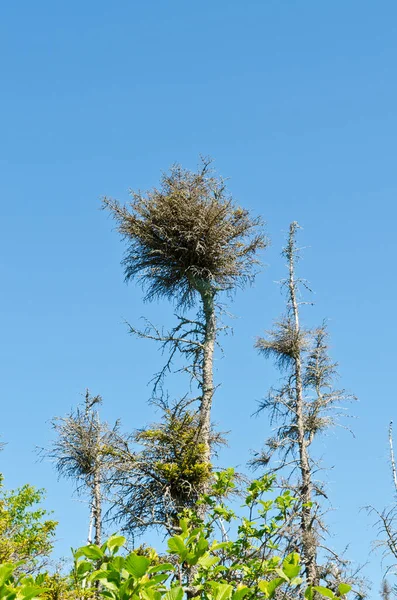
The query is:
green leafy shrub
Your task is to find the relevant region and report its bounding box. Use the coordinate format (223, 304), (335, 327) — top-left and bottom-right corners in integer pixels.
(0, 475), (57, 574)
(0, 472), (352, 600)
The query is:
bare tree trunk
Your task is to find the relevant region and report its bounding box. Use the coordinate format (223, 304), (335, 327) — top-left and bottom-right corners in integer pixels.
(87, 503), (94, 544)
(389, 421), (397, 495)
(287, 223), (317, 586)
(93, 464), (102, 546)
(199, 287), (216, 466)
(185, 285), (217, 598)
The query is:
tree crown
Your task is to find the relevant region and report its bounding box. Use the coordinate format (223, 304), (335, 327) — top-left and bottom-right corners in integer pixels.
(103, 159), (267, 307)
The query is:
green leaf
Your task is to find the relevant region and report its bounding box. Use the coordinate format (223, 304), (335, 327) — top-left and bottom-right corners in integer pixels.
(147, 563), (174, 574)
(274, 568), (289, 582)
(196, 537), (209, 554)
(305, 588), (313, 600)
(141, 590), (161, 600)
(210, 541), (230, 551)
(76, 545), (104, 560)
(178, 518), (189, 535)
(145, 573), (169, 587)
(98, 579), (120, 592)
(282, 552), (300, 580)
(198, 554), (219, 569)
(163, 587), (184, 600)
(338, 584), (352, 596)
(258, 578), (284, 598)
(0, 565), (14, 587)
(231, 586), (249, 600)
(124, 553), (150, 578)
(99, 592), (116, 600)
(213, 583), (233, 600)
(167, 536), (187, 558)
(111, 556), (125, 571)
(18, 586), (45, 600)
(77, 560), (93, 576)
(312, 586), (337, 599)
(106, 535), (126, 553)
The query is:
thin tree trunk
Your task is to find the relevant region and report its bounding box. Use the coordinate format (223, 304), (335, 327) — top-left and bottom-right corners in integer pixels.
(199, 287), (216, 467)
(87, 503), (94, 544)
(185, 285), (216, 598)
(93, 465), (102, 546)
(287, 223), (317, 586)
(389, 421), (397, 495)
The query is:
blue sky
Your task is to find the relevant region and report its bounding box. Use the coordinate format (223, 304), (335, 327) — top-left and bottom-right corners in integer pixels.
(1, 0), (397, 593)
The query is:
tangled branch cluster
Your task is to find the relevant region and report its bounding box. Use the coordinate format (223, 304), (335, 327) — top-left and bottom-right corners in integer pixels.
(108, 401), (225, 536)
(103, 159), (267, 307)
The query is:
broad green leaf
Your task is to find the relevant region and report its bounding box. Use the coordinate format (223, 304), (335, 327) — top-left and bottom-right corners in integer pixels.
(98, 579), (120, 592)
(212, 583), (233, 600)
(211, 541), (230, 551)
(231, 586), (249, 600)
(124, 553), (150, 578)
(0, 565), (14, 587)
(282, 563), (300, 580)
(274, 568), (289, 582)
(77, 560), (93, 576)
(196, 537), (209, 553)
(17, 586), (45, 600)
(163, 587), (184, 600)
(167, 536), (187, 558)
(141, 590), (161, 600)
(147, 563), (174, 574)
(145, 573), (169, 587)
(312, 586), (336, 599)
(106, 535), (126, 552)
(99, 592), (116, 600)
(75, 545), (104, 560)
(198, 554), (219, 569)
(111, 556), (125, 571)
(143, 591), (162, 600)
(90, 570), (112, 581)
(258, 578), (284, 599)
(89, 570), (120, 585)
(305, 588), (313, 600)
(282, 552), (300, 580)
(179, 518), (189, 535)
(338, 584), (352, 596)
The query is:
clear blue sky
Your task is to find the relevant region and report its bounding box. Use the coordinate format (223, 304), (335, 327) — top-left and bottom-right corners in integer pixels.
(1, 0), (397, 594)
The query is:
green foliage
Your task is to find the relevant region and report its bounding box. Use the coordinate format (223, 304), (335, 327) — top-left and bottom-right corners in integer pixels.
(0, 474), (57, 574)
(140, 411), (211, 493)
(0, 473), (352, 599)
(109, 407), (219, 535)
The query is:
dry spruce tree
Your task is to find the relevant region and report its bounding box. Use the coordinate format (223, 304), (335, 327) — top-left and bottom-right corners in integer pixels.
(254, 222), (357, 593)
(103, 158), (266, 516)
(47, 391), (124, 545)
(368, 422), (397, 588)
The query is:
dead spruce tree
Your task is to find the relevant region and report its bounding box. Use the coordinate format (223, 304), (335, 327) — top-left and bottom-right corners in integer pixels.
(368, 422), (397, 586)
(47, 391), (124, 545)
(103, 159), (266, 514)
(254, 222), (357, 592)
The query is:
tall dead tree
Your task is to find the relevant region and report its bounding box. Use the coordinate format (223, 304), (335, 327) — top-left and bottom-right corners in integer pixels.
(368, 422), (397, 586)
(254, 222), (356, 592)
(47, 391), (123, 545)
(103, 159), (266, 501)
